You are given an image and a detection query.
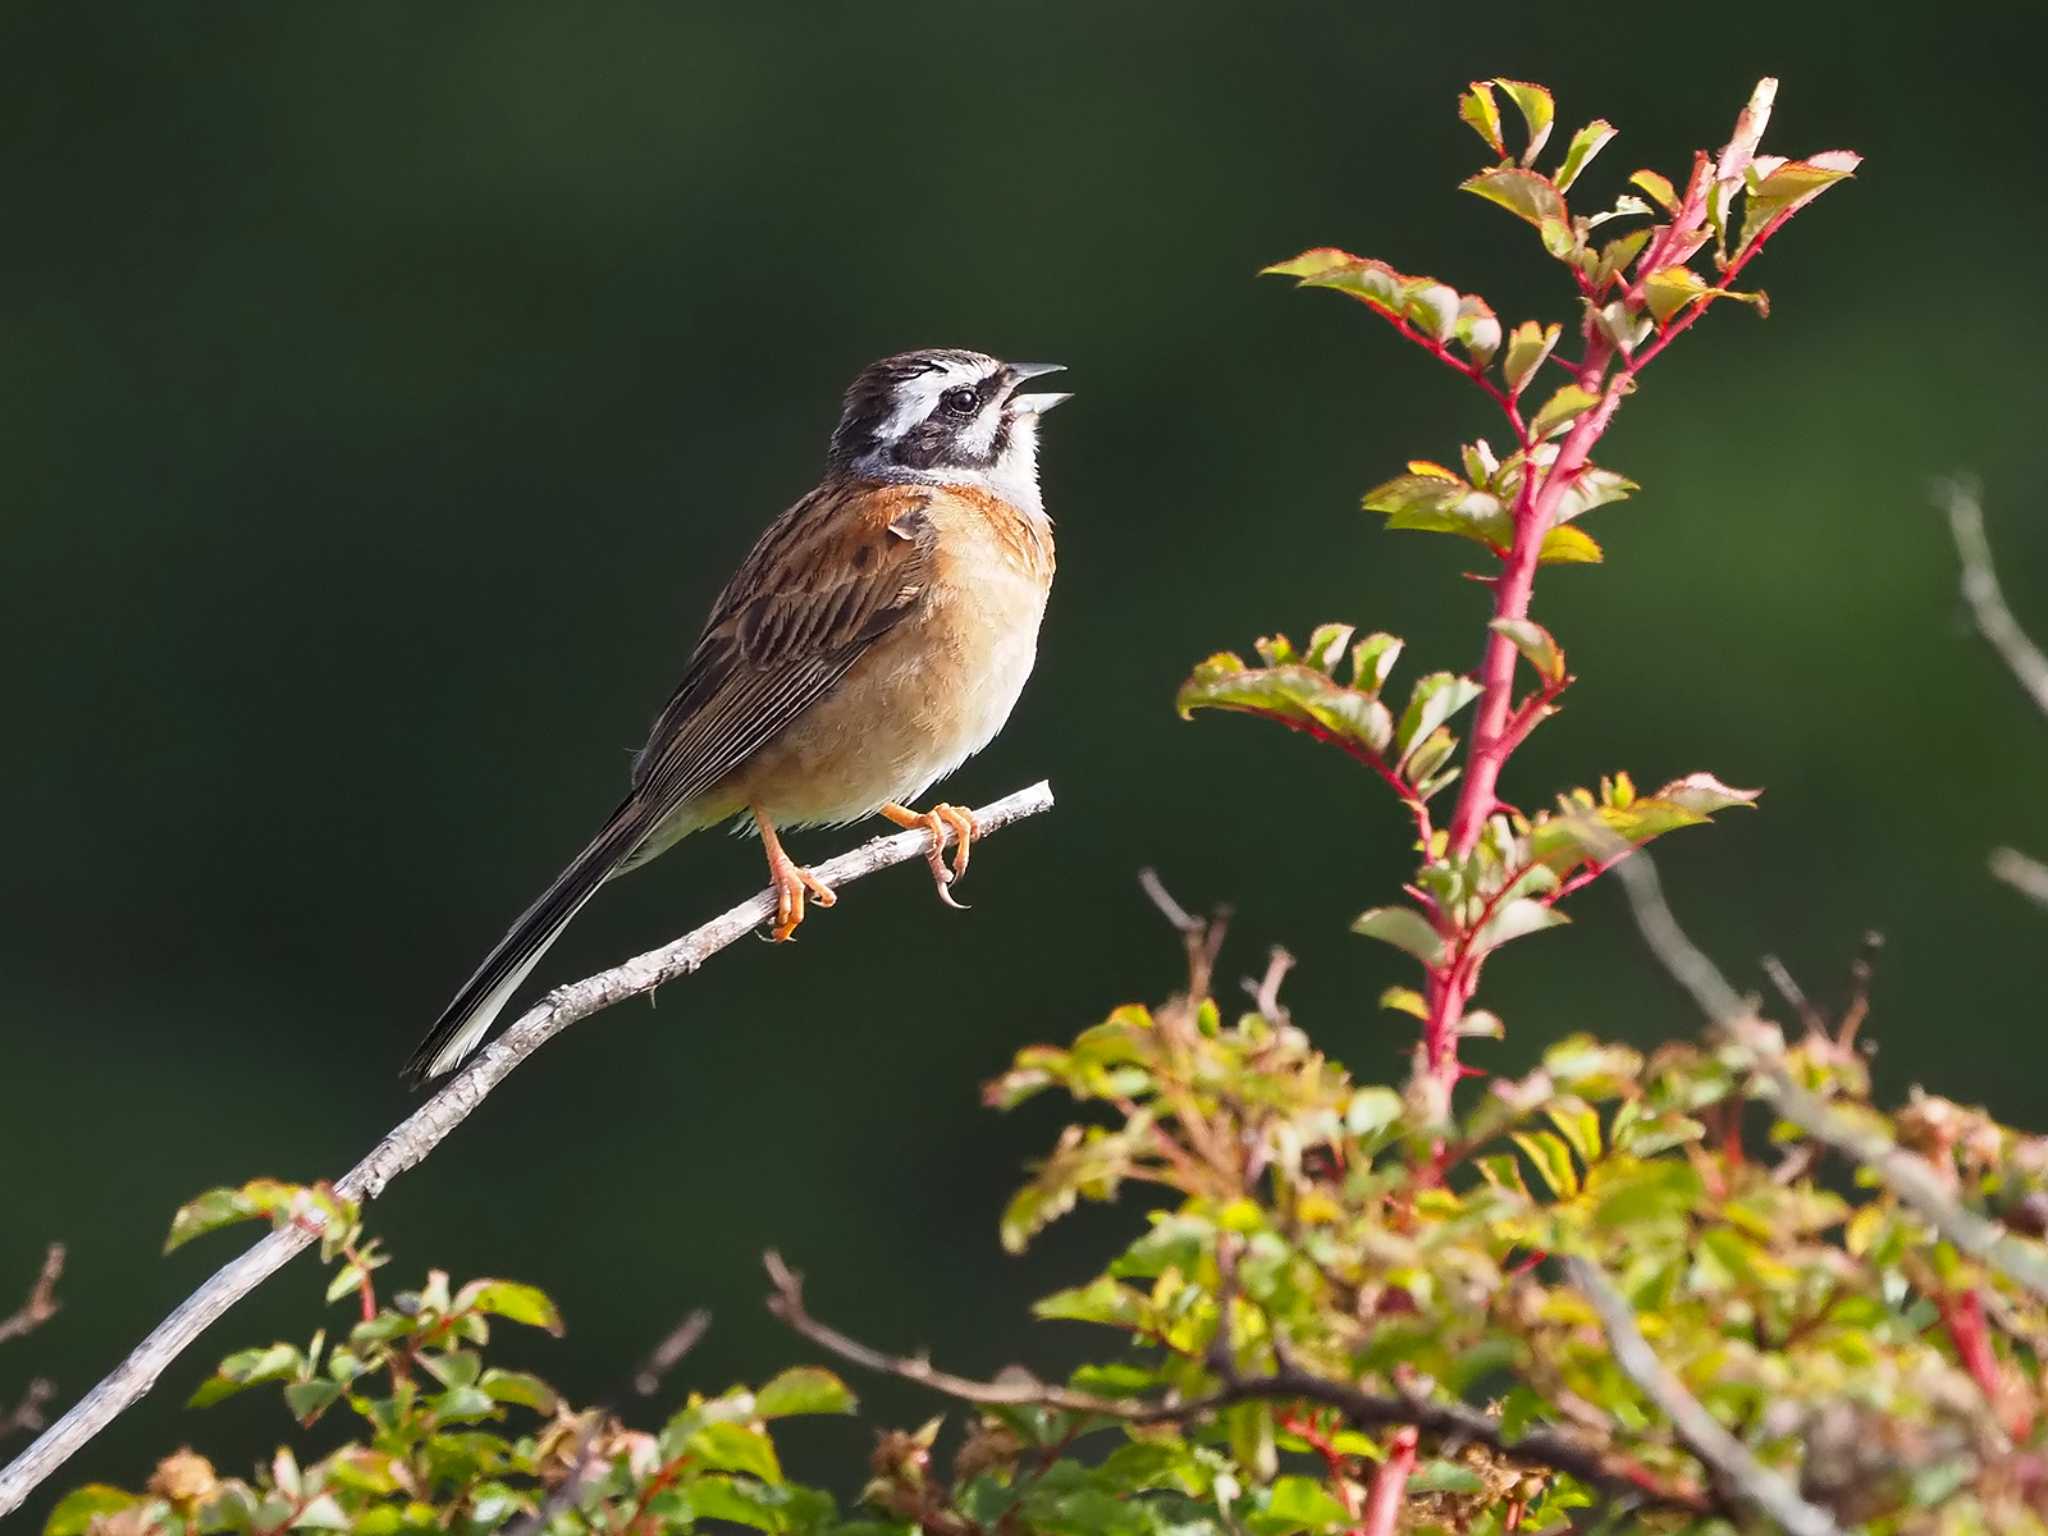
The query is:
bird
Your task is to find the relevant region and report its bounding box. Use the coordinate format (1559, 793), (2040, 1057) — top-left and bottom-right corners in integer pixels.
(401, 348), (1069, 1085)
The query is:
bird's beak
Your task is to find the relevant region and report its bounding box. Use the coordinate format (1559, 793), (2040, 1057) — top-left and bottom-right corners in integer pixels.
(1005, 362), (1071, 416)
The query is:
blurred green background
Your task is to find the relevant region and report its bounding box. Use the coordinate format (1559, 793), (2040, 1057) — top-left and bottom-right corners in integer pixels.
(6, 0), (2047, 1518)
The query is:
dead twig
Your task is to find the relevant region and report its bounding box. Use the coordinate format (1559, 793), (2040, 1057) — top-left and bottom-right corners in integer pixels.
(0, 1246), (64, 1348)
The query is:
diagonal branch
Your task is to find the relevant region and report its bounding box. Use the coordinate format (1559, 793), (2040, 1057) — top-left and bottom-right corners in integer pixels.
(1563, 1255), (1845, 1536)
(761, 1250), (1713, 1516)
(0, 781), (1055, 1521)
(1605, 838), (2048, 1305)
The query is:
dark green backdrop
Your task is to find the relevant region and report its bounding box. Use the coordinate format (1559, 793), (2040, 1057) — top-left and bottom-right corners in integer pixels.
(6, 2), (2047, 1520)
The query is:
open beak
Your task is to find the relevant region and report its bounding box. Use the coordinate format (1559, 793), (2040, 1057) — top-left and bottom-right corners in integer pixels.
(1004, 361), (1071, 416)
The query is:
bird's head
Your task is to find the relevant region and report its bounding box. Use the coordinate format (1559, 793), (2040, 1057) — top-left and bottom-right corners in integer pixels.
(830, 349), (1069, 516)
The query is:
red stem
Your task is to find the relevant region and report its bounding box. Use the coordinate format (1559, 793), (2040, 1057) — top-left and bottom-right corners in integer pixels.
(1359, 1427), (1417, 1536)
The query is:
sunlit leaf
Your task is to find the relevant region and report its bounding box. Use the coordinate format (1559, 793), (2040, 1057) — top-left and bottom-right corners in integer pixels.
(1458, 80), (1504, 155)
(1494, 78), (1555, 164)
(1538, 525), (1603, 564)
(1462, 167), (1566, 230)
(1511, 1130), (1580, 1198)
(1178, 659), (1395, 757)
(1530, 383), (1600, 440)
(1502, 320), (1561, 395)
(1551, 465), (1638, 523)
(1363, 472), (1510, 548)
(1351, 906), (1445, 967)
(1629, 168), (1680, 213)
(452, 1280), (565, 1336)
(1490, 618), (1565, 684)
(1555, 119), (1616, 192)
(1737, 151), (1861, 257)
(1475, 898), (1569, 953)
(1396, 673), (1484, 764)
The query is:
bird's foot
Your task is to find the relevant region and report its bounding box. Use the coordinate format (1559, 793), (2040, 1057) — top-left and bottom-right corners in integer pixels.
(754, 802), (836, 941)
(881, 801), (978, 909)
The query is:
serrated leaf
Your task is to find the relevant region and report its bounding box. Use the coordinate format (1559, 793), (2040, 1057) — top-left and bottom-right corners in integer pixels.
(1462, 167), (1566, 231)
(1530, 383), (1601, 440)
(1738, 151), (1861, 256)
(689, 1422), (782, 1483)
(1363, 473), (1510, 548)
(1552, 465), (1638, 523)
(1490, 618), (1565, 684)
(1494, 78), (1554, 164)
(756, 1366), (855, 1419)
(1594, 228), (1651, 289)
(1458, 80), (1504, 155)
(284, 1379), (344, 1423)
(1260, 247), (1362, 280)
(1456, 294), (1501, 367)
(1404, 281), (1460, 343)
(1629, 168), (1679, 213)
(452, 1280), (564, 1336)
(1539, 525), (1603, 564)
(1396, 673), (1483, 767)
(1350, 632), (1403, 694)
(1502, 320), (1561, 395)
(166, 1180), (351, 1254)
(1511, 1130), (1580, 1198)
(1303, 621), (1353, 674)
(1644, 265), (1710, 323)
(1178, 660), (1395, 756)
(1351, 906), (1445, 967)
(1475, 898), (1569, 952)
(1555, 119), (1616, 192)
(1656, 772), (1762, 814)
(478, 1368), (560, 1413)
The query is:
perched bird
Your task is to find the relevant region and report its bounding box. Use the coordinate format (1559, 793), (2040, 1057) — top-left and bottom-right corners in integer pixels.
(402, 349), (1069, 1084)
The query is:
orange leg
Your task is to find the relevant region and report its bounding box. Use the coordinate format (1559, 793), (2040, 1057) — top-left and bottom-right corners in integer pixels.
(880, 802), (978, 909)
(752, 803), (836, 942)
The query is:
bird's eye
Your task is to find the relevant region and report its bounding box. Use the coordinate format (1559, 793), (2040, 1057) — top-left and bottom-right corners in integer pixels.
(941, 385), (979, 417)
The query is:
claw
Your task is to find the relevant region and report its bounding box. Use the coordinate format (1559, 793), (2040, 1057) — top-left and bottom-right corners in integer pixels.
(881, 801), (981, 909)
(753, 804), (835, 942)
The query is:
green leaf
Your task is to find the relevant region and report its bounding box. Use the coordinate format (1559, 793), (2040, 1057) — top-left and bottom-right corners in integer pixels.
(1404, 281), (1460, 343)
(189, 1342), (303, 1407)
(1462, 167), (1566, 230)
(452, 1280), (565, 1336)
(289, 1494), (350, 1530)
(1247, 1476), (1350, 1534)
(44, 1486), (137, 1536)
(1349, 632), (1404, 694)
(1593, 228), (1651, 290)
(1302, 622), (1352, 673)
(1493, 78), (1555, 164)
(1178, 658), (1395, 757)
(1396, 672), (1483, 764)
(1643, 265), (1712, 323)
(1593, 1159), (1706, 1228)
(1259, 247), (1363, 280)
(1474, 898), (1568, 953)
(1034, 1276), (1146, 1328)
(1554, 119), (1616, 192)
(1551, 465), (1638, 523)
(284, 1378), (344, 1423)
(1410, 1461), (1488, 1495)
(1378, 986), (1426, 1020)
(1630, 168), (1679, 213)
(690, 1421), (783, 1483)
(1511, 1130), (1580, 1198)
(1363, 471), (1509, 548)
(1738, 151), (1861, 256)
(1502, 320), (1561, 395)
(478, 1368), (560, 1413)
(430, 1385), (499, 1423)
(1544, 1098), (1603, 1165)
(1529, 383), (1601, 440)
(1458, 81), (1504, 155)
(1351, 906), (1445, 967)
(1528, 774), (1759, 873)
(1347, 1086), (1405, 1137)
(1538, 525), (1603, 564)
(1456, 294), (1501, 368)
(166, 1180), (354, 1254)
(1489, 618), (1565, 684)
(755, 1365), (855, 1418)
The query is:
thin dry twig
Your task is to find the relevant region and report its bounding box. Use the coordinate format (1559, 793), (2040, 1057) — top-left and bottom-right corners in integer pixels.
(1936, 477), (2048, 720)
(1607, 843), (2048, 1303)
(761, 1250), (1712, 1515)
(0, 1382), (53, 1443)
(1564, 1255), (1845, 1536)
(0, 1246), (64, 1349)
(0, 781), (1055, 1520)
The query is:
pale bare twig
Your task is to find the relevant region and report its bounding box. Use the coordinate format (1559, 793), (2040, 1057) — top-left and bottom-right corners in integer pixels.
(0, 781), (1055, 1520)
(1936, 477), (2048, 720)
(1563, 1255), (1846, 1536)
(1607, 842), (2048, 1303)
(0, 1246), (64, 1348)
(760, 1250), (1712, 1514)
(0, 1382), (53, 1443)
(1990, 847), (2048, 910)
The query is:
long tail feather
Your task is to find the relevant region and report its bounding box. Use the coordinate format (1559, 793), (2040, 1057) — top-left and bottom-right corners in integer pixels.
(402, 798), (654, 1085)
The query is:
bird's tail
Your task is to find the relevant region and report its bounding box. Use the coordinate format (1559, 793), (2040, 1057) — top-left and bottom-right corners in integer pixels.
(402, 797), (655, 1086)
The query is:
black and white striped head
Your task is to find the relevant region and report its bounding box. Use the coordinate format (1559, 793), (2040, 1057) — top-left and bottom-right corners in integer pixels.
(829, 349), (1069, 516)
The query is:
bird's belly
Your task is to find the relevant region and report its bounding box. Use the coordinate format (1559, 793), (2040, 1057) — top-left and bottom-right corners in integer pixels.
(731, 566), (1046, 828)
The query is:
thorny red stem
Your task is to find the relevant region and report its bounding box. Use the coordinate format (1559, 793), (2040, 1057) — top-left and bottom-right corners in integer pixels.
(1359, 1426), (1418, 1536)
(1283, 1411), (1363, 1524)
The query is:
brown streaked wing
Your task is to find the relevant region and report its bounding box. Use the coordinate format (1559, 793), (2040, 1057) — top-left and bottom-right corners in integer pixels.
(626, 481), (938, 818)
